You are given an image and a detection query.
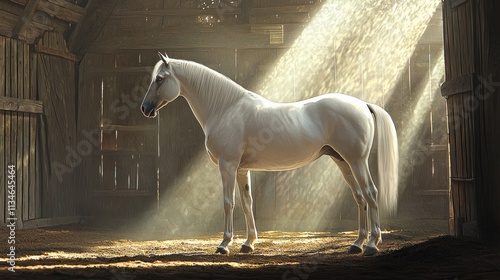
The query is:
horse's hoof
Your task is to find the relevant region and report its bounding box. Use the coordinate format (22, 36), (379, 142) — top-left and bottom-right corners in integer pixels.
(240, 244), (254, 253)
(215, 247), (229, 255)
(363, 246), (379, 256)
(347, 245), (363, 254)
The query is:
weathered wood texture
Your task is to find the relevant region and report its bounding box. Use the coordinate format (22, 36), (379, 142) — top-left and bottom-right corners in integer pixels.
(442, 0), (500, 240)
(1, 0), (117, 59)
(0, 31), (80, 226)
(0, 35), (41, 225)
(0, 0), (86, 44)
(36, 31), (78, 218)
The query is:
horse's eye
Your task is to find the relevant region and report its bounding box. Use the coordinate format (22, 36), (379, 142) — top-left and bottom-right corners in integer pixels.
(156, 76), (163, 83)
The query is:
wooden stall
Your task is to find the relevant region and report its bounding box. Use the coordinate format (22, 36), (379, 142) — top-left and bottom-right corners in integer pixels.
(441, 0), (500, 241)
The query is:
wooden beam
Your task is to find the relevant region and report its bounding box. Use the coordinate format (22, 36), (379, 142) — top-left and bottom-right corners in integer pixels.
(0, 1), (24, 15)
(13, 0), (42, 40)
(111, 8), (240, 18)
(0, 96), (43, 114)
(34, 44), (78, 61)
(91, 24), (303, 52)
(451, 0), (468, 8)
(67, 0), (119, 58)
(11, 0), (84, 23)
(440, 74), (473, 97)
(110, 5), (316, 18)
(241, 0), (252, 24)
(0, 10), (18, 38)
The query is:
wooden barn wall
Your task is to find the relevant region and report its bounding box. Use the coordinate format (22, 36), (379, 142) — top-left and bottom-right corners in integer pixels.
(83, 0), (448, 225)
(442, 0), (500, 240)
(0, 31), (78, 227)
(0, 35), (41, 226)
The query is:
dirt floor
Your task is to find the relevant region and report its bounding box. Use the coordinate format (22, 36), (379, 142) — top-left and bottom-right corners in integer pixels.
(1, 220), (499, 280)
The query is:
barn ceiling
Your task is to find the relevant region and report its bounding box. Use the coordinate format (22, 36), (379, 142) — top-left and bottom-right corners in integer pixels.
(0, 0), (118, 58)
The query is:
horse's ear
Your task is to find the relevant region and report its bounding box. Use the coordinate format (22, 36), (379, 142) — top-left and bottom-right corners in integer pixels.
(158, 52), (169, 66)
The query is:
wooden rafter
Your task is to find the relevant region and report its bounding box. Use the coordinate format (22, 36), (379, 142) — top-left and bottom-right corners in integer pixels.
(67, 0), (119, 58)
(12, 0), (41, 40)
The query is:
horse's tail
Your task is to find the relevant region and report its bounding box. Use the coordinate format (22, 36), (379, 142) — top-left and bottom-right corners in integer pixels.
(367, 104), (399, 217)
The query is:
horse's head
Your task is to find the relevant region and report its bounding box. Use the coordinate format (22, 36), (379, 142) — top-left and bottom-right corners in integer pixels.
(141, 52), (181, 118)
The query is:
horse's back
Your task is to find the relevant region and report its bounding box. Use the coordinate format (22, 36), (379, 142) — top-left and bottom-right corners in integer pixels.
(236, 93), (374, 170)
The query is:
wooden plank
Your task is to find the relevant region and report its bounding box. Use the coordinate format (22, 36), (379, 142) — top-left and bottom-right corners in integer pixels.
(111, 8), (240, 18)
(0, 107), (4, 223)
(0, 96), (43, 113)
(451, 0), (468, 9)
(241, 0), (252, 24)
(12, 0), (42, 40)
(100, 124), (157, 132)
(34, 45), (78, 62)
(0, 36), (5, 223)
(30, 51), (40, 219)
(100, 70), (122, 186)
(22, 216), (81, 228)
(12, 39), (23, 227)
(67, 0), (120, 58)
(0, 36), (5, 97)
(28, 49), (35, 219)
(22, 43), (29, 221)
(91, 190), (155, 197)
(37, 55), (50, 217)
(138, 153), (156, 193)
(89, 66), (152, 73)
(441, 74), (473, 97)
(110, 5), (315, 18)
(5, 38), (12, 223)
(91, 25), (298, 52)
(0, 1), (24, 15)
(37, 53), (78, 217)
(0, 10), (17, 39)
(76, 56), (102, 218)
(448, 99), (457, 178)
(36, 0), (81, 23)
(47, 0), (84, 14)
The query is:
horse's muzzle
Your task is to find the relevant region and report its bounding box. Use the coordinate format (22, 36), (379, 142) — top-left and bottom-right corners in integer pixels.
(141, 103), (156, 118)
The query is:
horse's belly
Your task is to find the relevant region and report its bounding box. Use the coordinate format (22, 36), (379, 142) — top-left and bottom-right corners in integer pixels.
(239, 143), (321, 171)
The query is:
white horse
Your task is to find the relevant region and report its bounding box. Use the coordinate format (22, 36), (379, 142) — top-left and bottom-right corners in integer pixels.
(141, 53), (398, 256)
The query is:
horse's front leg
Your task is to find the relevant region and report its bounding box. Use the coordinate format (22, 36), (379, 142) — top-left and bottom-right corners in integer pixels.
(237, 170), (257, 253)
(215, 159), (237, 254)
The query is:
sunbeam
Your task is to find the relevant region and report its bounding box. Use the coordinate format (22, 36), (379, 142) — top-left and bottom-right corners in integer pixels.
(141, 0), (444, 236)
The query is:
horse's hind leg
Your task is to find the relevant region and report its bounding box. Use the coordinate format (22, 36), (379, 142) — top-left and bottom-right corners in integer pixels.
(349, 159), (381, 256)
(237, 170), (257, 253)
(333, 158), (368, 254)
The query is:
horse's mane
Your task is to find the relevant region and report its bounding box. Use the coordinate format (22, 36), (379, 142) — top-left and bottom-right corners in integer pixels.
(172, 59), (251, 114)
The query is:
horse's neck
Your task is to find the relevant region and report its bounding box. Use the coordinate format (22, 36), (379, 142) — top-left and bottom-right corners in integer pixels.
(174, 60), (246, 130)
